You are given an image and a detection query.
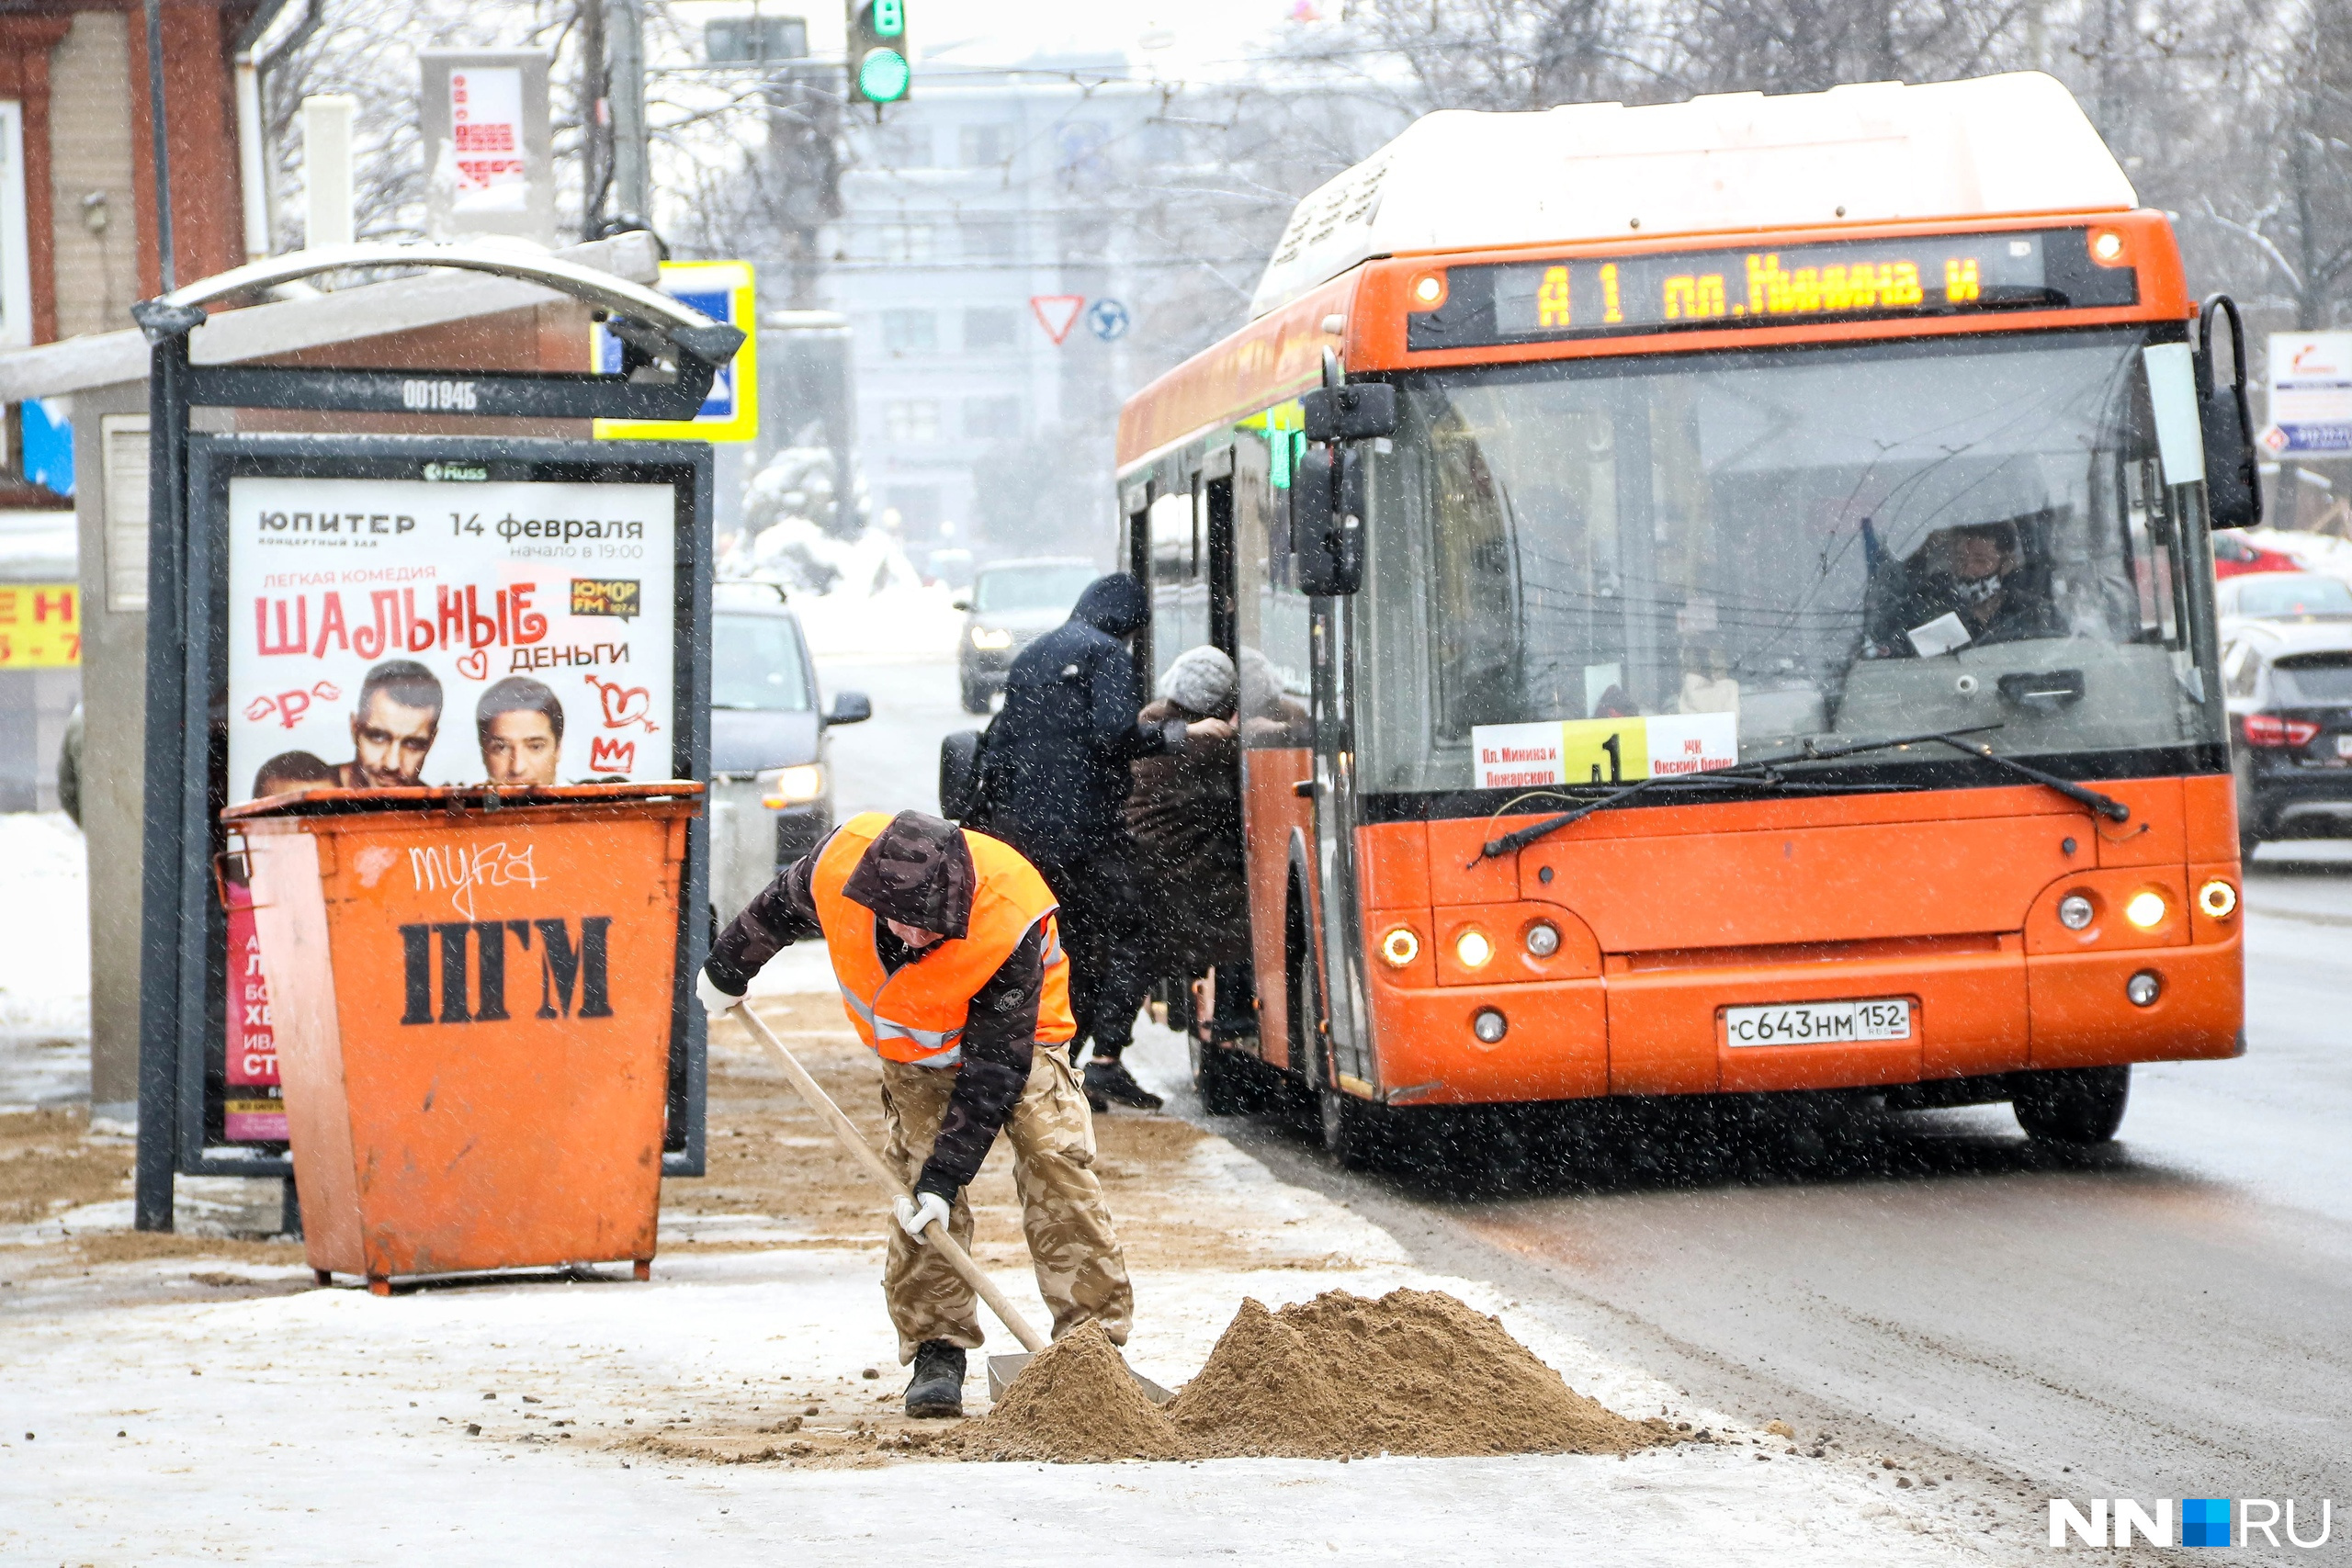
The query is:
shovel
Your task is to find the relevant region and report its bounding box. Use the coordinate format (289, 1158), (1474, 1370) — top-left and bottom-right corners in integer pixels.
(727, 1000), (1170, 1405)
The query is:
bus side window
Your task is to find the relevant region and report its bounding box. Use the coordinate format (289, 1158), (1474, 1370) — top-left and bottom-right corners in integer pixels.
(1150, 485), (1204, 686)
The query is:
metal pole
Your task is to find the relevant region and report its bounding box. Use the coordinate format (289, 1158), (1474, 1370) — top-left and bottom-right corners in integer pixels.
(141, 0), (175, 292)
(579, 0), (610, 236)
(131, 320), (198, 1231)
(608, 0), (649, 218)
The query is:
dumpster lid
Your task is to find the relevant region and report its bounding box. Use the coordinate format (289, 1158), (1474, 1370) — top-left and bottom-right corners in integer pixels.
(222, 781), (707, 821)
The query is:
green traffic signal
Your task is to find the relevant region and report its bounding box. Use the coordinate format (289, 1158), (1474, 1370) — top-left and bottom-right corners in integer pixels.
(857, 47), (910, 102)
(874, 0), (903, 37)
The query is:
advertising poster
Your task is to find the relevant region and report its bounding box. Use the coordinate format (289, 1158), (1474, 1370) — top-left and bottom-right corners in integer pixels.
(449, 65), (528, 214)
(0, 581), (78, 667)
(2263, 331), (2352, 456)
(224, 475), (677, 807)
(220, 871), (287, 1143)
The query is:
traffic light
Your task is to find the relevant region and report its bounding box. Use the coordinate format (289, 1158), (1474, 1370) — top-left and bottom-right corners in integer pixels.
(848, 0), (910, 106)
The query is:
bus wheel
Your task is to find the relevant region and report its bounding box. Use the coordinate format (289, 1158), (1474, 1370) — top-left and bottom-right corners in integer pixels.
(1318, 1087), (1382, 1170)
(1293, 953), (1378, 1168)
(2012, 1066), (2131, 1144)
(1190, 1035), (1257, 1116)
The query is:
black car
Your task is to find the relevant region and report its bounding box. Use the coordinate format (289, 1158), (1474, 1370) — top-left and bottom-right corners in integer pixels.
(2222, 617), (2352, 854)
(707, 584), (870, 919)
(953, 557), (1099, 713)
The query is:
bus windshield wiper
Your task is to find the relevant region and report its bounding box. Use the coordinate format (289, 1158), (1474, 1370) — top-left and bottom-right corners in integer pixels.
(1472, 723), (2127, 863)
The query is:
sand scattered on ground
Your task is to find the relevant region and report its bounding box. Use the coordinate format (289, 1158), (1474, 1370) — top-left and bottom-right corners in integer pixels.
(965, 1321), (1189, 1463)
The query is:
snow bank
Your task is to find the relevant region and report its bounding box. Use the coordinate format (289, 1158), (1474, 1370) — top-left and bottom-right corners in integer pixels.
(0, 812), (87, 1045)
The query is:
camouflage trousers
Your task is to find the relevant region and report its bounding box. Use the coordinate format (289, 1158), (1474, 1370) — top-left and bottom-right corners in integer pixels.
(878, 1045), (1134, 1363)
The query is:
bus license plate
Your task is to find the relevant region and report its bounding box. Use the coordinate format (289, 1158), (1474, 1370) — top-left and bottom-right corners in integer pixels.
(1724, 998), (1912, 1046)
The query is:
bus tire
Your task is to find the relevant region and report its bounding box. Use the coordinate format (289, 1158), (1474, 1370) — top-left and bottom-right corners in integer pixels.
(1293, 946), (1378, 1168)
(2012, 1066), (2130, 1144)
(1191, 1035), (1256, 1116)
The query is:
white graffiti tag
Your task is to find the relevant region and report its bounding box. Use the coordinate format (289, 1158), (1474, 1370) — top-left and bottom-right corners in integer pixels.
(408, 840), (548, 920)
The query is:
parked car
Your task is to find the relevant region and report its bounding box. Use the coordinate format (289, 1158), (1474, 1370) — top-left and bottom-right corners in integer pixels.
(707, 583), (870, 920)
(2211, 532), (2303, 579)
(2215, 570), (2352, 633)
(2222, 618), (2352, 855)
(953, 557), (1099, 713)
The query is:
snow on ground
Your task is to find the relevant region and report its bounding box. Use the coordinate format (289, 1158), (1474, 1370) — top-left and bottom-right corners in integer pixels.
(2, 999), (2004, 1567)
(0, 814), (88, 1107)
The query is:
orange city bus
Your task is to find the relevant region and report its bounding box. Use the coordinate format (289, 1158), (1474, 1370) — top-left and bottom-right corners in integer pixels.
(1113, 73), (2257, 1163)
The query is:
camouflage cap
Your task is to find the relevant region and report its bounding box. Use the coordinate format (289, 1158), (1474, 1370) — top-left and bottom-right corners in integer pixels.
(842, 810), (977, 941)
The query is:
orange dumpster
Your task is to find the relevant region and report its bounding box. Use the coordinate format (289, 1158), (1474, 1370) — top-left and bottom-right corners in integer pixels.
(222, 784), (704, 1295)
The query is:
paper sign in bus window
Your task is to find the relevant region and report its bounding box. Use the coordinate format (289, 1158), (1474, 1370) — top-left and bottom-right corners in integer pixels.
(1475, 712), (1738, 790)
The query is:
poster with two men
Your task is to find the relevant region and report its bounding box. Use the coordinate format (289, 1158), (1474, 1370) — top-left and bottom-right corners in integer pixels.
(225, 473), (678, 805)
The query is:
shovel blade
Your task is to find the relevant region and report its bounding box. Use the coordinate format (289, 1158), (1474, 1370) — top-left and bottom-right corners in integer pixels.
(987, 1350), (1172, 1405)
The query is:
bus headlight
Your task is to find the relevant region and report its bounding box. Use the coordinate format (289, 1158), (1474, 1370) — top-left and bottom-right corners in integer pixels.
(1379, 927), (1420, 967)
(2058, 894), (2095, 931)
(2197, 879), (2237, 919)
(2126, 970), (2162, 1007)
(1473, 1009), (1508, 1044)
(970, 626), (1014, 650)
(1454, 929), (1494, 969)
(758, 764), (825, 807)
(2122, 890), (2168, 930)
(1524, 921), (1561, 956)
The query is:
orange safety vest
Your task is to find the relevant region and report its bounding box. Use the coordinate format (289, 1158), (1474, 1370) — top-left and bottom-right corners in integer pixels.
(810, 812), (1075, 1067)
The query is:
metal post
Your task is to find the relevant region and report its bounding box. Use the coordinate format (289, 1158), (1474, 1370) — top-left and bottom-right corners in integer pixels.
(141, 0), (175, 291)
(580, 0), (610, 235)
(280, 1177), (303, 1239)
(131, 319), (198, 1230)
(608, 0), (650, 218)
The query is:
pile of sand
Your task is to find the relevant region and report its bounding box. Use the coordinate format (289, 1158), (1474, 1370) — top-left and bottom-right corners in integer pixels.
(967, 1321), (1189, 1463)
(966, 1288), (1665, 1464)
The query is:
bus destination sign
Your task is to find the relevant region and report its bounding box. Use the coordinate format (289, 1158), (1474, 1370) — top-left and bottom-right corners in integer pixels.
(1407, 228), (2137, 352)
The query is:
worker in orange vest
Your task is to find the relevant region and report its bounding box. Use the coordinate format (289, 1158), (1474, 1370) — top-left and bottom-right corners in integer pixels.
(697, 808), (1132, 1420)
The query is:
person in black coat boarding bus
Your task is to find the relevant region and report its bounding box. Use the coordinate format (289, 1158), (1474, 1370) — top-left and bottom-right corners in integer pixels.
(980, 573), (1213, 1111)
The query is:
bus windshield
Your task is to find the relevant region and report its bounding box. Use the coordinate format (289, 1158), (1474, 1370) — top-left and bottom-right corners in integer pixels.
(1359, 328), (2226, 794)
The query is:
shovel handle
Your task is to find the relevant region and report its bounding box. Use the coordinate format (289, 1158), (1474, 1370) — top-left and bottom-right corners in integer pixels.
(728, 1000), (1049, 1353)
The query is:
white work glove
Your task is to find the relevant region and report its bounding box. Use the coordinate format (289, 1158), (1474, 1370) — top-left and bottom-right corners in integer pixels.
(695, 971), (743, 1018)
(893, 1190), (952, 1241)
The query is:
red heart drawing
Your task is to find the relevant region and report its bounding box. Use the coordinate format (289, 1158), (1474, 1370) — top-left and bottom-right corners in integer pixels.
(583, 673), (660, 733)
(456, 649), (490, 681)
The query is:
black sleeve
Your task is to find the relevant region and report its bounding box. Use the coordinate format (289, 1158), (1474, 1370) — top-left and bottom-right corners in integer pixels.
(911, 921), (1046, 1200)
(1089, 644), (1185, 761)
(704, 840), (827, 996)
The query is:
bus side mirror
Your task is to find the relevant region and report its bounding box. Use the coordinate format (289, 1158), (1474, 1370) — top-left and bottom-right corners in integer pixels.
(1292, 446), (1364, 596)
(2198, 293), (2263, 531)
(1301, 382), (1396, 443)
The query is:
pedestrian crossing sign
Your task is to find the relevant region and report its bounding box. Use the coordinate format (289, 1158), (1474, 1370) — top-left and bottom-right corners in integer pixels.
(593, 260), (759, 444)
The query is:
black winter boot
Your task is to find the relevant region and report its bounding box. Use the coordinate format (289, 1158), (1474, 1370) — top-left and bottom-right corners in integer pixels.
(1085, 1057), (1164, 1111)
(904, 1340), (967, 1418)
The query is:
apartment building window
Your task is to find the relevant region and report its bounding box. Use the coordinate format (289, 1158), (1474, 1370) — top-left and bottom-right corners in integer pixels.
(958, 123), (1012, 168)
(963, 396), (1021, 438)
(962, 218), (1017, 265)
(880, 309), (937, 353)
(964, 308), (1018, 350)
(883, 400), (941, 442)
(876, 222), (935, 264)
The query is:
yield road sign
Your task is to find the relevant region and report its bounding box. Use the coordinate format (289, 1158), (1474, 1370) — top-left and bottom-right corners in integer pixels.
(1030, 295), (1084, 344)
